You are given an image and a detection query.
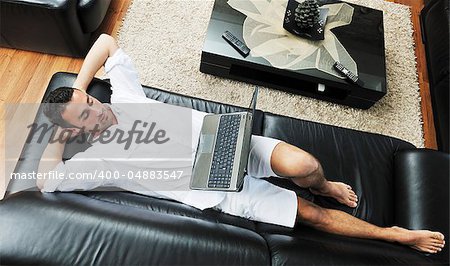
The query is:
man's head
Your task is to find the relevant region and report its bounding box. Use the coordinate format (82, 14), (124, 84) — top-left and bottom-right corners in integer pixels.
(43, 87), (115, 135)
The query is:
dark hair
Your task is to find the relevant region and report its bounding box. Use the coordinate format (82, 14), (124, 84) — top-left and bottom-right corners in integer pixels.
(43, 87), (78, 128)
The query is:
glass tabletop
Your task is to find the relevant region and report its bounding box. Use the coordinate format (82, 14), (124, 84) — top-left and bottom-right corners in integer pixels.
(202, 0), (386, 94)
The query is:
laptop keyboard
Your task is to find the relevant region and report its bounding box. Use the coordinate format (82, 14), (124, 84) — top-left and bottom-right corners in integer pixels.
(208, 114), (241, 188)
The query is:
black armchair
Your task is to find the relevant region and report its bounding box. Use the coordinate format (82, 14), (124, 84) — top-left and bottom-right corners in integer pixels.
(0, 0), (112, 57)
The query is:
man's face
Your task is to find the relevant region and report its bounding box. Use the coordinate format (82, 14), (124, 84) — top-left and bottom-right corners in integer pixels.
(61, 90), (115, 134)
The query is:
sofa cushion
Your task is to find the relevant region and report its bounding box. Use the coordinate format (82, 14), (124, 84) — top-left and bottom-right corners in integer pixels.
(0, 191), (270, 265)
(261, 113), (415, 227)
(259, 227), (436, 265)
(79, 191), (258, 231)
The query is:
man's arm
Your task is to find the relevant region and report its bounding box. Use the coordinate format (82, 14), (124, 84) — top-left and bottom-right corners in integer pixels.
(72, 34), (119, 91)
(36, 127), (71, 190)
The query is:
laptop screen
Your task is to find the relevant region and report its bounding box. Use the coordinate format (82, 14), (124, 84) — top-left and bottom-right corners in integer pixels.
(249, 86), (259, 132)
(249, 86), (258, 110)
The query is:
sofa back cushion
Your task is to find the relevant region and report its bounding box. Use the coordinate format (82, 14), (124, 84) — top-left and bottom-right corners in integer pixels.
(0, 191), (270, 265)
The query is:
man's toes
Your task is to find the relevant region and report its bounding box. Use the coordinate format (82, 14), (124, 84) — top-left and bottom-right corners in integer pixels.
(349, 195), (358, 202)
(432, 232), (445, 240)
(432, 243), (443, 250)
(432, 239), (444, 245)
(429, 248), (439, 253)
(433, 240), (445, 248)
(347, 200), (357, 208)
(348, 189), (357, 197)
(431, 246), (442, 253)
(419, 245), (439, 253)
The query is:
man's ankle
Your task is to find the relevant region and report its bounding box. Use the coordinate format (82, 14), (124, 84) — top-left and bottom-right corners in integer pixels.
(311, 180), (330, 193)
(384, 226), (405, 243)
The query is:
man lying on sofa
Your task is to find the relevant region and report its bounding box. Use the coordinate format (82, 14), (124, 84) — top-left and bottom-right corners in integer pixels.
(37, 34), (445, 254)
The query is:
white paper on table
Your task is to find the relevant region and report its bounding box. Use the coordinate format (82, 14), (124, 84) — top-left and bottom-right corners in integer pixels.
(228, 0), (357, 78)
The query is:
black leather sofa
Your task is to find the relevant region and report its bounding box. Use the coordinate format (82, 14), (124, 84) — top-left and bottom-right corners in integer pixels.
(0, 0), (111, 57)
(1, 72), (449, 265)
(420, 0), (449, 153)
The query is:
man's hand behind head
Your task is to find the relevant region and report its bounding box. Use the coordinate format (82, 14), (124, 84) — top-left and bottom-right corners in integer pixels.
(53, 125), (82, 142)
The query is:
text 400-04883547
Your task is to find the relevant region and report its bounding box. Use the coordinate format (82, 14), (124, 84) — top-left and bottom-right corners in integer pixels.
(127, 170), (184, 180)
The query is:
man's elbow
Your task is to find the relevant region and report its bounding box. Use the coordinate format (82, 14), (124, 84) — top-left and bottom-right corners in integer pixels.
(36, 178), (45, 191)
(98, 33), (119, 57)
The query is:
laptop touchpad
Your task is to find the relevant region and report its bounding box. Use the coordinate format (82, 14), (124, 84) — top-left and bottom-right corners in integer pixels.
(199, 134), (214, 153)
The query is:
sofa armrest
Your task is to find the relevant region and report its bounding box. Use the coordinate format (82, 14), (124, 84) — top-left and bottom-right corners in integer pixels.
(394, 148), (449, 262)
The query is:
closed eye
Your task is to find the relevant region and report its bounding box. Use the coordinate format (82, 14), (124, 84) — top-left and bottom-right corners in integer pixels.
(83, 110), (90, 121)
(87, 96), (93, 106)
(79, 109), (90, 121)
(79, 95), (92, 120)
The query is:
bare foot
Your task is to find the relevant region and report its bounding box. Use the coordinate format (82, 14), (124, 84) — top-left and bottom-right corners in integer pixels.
(391, 226), (445, 253)
(310, 181), (358, 208)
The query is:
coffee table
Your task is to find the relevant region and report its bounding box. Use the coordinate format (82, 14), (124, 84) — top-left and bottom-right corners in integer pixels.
(200, 0), (387, 109)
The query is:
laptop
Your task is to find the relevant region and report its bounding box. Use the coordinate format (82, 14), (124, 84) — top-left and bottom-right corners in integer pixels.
(190, 87), (259, 192)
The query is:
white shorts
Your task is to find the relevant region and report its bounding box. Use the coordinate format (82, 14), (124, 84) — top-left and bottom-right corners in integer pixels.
(215, 136), (298, 228)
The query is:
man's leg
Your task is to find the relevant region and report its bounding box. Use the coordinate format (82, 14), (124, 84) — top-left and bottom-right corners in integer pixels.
(271, 142), (358, 207)
(296, 196), (446, 253)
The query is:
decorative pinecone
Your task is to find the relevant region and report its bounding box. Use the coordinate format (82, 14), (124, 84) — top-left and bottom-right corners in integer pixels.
(294, 0), (320, 29)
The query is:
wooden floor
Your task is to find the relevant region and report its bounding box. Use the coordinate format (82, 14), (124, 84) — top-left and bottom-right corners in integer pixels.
(394, 0), (436, 149)
(0, 0), (434, 196)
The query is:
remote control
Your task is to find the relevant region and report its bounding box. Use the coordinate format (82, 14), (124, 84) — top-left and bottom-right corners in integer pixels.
(333, 61), (364, 86)
(222, 31), (250, 58)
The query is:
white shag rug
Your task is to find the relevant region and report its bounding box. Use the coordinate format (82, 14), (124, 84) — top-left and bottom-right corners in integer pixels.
(117, 0), (423, 147)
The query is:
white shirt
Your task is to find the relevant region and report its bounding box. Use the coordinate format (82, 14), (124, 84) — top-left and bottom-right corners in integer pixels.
(41, 49), (226, 210)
